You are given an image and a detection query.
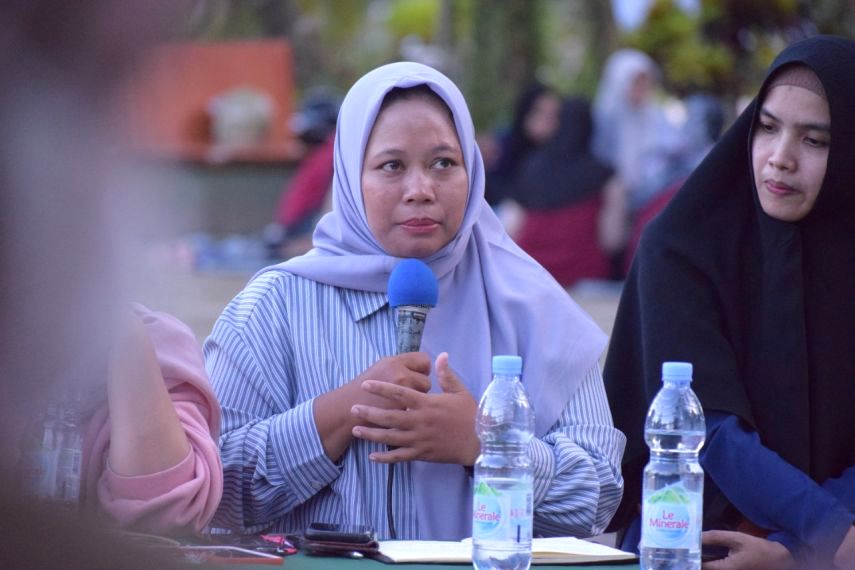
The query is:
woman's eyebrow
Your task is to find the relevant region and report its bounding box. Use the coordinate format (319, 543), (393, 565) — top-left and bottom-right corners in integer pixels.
(431, 143), (462, 154)
(369, 144), (460, 158)
(760, 107), (830, 133)
(369, 148), (404, 158)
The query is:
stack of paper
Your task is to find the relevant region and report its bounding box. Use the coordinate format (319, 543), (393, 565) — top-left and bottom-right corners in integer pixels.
(376, 536), (636, 565)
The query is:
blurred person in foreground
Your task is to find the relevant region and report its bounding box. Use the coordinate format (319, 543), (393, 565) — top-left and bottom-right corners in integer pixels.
(604, 36), (855, 569)
(205, 61), (625, 540)
(0, 1), (220, 565)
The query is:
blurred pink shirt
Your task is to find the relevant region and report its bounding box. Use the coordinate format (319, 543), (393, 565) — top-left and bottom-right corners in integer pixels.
(81, 305), (223, 534)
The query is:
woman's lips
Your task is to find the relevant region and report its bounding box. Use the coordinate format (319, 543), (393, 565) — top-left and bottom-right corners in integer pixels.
(400, 218), (439, 234)
(765, 179), (796, 196)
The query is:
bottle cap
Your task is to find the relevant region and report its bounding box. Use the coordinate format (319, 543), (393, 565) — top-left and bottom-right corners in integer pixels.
(662, 361), (693, 382)
(492, 355), (523, 376)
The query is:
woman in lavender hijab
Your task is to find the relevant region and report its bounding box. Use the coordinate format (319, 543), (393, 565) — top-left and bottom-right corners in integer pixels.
(205, 62), (625, 540)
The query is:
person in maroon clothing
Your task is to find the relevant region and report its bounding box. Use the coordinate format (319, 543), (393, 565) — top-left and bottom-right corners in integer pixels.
(266, 89), (339, 259)
(513, 97), (626, 286)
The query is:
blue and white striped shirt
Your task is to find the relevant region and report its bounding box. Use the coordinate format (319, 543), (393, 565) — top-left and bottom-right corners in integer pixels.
(204, 270), (625, 538)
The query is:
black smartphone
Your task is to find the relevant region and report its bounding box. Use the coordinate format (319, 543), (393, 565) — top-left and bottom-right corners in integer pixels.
(304, 522), (376, 544)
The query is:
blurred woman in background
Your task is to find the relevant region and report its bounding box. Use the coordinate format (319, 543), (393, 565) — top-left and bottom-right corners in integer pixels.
(513, 97), (626, 286)
(484, 82), (562, 210)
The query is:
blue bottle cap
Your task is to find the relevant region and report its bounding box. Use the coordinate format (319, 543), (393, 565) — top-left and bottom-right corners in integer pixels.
(492, 355), (523, 376)
(662, 361), (693, 382)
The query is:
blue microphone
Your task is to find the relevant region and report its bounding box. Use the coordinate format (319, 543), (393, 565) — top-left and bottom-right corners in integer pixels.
(387, 259), (438, 354)
(385, 259), (438, 539)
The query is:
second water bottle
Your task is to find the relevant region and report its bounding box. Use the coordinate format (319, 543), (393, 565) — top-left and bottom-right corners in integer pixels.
(640, 361), (705, 570)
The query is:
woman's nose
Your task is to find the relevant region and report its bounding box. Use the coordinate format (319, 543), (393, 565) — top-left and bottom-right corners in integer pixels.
(768, 139), (796, 171)
(403, 169), (436, 202)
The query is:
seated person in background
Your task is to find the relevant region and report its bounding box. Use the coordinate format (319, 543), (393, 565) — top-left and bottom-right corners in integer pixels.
(591, 48), (678, 215)
(484, 82), (561, 220)
(603, 36), (855, 570)
(265, 88), (339, 259)
(591, 49), (682, 278)
(621, 92), (726, 273)
(205, 61), (625, 540)
(80, 304), (222, 534)
(514, 97), (626, 286)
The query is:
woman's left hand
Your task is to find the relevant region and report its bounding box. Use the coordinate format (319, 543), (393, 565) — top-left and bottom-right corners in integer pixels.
(350, 352), (480, 465)
(701, 530), (796, 570)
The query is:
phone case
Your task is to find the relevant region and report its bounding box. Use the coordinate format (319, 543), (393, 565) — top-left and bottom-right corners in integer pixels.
(302, 523), (378, 558)
(304, 523), (376, 544)
(301, 538), (380, 558)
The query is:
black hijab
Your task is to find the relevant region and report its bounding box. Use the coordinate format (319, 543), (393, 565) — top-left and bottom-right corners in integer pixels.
(485, 82), (555, 205)
(604, 35), (855, 532)
(514, 97), (614, 209)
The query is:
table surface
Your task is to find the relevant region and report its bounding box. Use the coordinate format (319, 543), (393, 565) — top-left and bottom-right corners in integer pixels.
(237, 551), (640, 569)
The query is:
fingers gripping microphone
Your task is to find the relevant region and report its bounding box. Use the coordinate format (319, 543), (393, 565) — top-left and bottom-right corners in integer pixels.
(387, 259), (438, 354)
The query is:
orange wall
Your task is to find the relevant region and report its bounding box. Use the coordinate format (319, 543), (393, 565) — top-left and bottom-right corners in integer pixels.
(125, 39), (295, 162)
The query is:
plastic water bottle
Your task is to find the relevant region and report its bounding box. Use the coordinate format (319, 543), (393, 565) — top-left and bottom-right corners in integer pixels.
(472, 355), (534, 570)
(18, 404), (60, 499)
(54, 397), (84, 506)
(640, 362), (705, 570)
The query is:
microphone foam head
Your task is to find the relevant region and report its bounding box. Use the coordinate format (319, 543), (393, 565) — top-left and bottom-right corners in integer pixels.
(387, 259), (438, 308)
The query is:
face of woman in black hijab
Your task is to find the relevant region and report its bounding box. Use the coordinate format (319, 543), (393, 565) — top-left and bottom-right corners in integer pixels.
(523, 91), (562, 145)
(752, 81), (830, 222)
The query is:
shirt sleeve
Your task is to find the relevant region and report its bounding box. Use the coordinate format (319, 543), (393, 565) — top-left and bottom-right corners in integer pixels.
(96, 392), (223, 534)
(529, 364), (626, 538)
(204, 300), (340, 532)
(701, 411), (855, 565)
(87, 306), (224, 535)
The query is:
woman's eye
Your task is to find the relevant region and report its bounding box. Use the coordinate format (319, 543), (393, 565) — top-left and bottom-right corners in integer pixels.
(433, 157), (455, 169)
(804, 136), (829, 148)
(758, 121), (776, 134)
(381, 160), (402, 172)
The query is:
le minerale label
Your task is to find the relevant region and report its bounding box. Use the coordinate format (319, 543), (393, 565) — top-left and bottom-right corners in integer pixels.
(642, 484), (701, 549)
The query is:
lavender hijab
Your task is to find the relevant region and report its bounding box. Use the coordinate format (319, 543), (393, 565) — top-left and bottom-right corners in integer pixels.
(263, 62), (606, 539)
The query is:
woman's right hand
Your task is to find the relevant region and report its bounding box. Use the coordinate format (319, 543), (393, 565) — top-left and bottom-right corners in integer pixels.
(312, 353), (431, 460)
(349, 353), (432, 413)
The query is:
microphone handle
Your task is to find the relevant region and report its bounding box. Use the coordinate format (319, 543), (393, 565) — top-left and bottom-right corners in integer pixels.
(388, 304), (430, 540)
(395, 305), (429, 354)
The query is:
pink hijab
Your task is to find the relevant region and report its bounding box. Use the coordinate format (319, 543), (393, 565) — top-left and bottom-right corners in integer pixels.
(262, 62), (606, 539)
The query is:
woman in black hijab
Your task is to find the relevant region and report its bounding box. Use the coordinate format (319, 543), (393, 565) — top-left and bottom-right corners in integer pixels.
(514, 97), (623, 286)
(604, 36), (855, 569)
(484, 82), (561, 206)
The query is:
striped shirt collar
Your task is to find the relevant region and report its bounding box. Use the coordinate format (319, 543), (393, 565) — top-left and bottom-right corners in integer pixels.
(341, 287), (388, 322)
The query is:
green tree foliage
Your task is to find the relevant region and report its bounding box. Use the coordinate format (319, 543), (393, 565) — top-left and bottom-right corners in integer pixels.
(621, 0), (853, 100)
(182, 0), (853, 130)
(386, 0), (441, 41)
(625, 0), (733, 96)
(463, 0), (545, 129)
